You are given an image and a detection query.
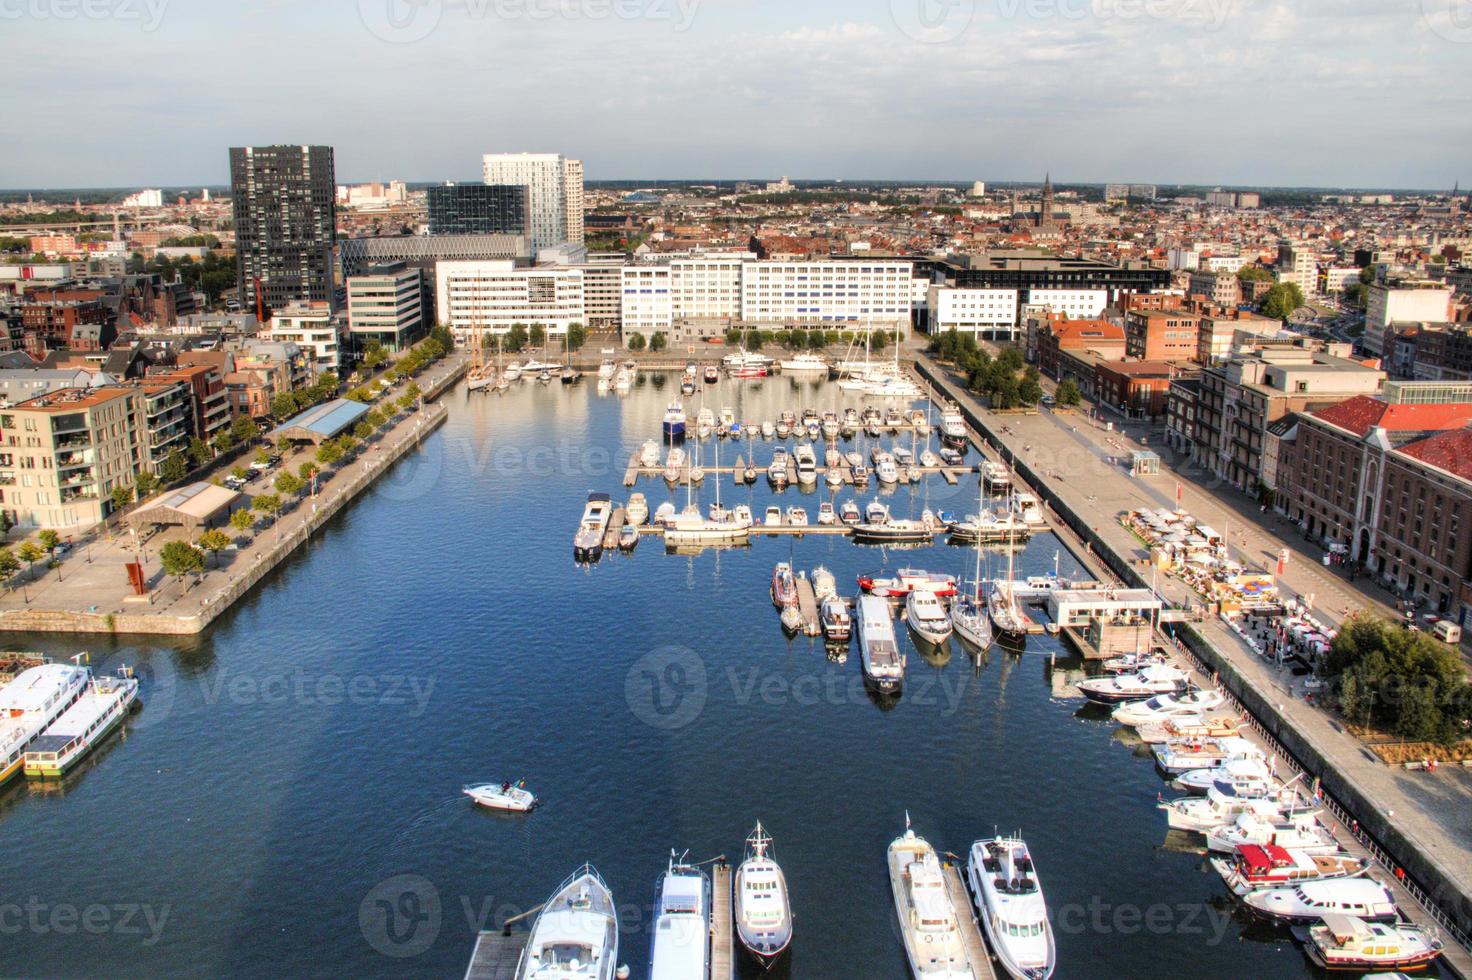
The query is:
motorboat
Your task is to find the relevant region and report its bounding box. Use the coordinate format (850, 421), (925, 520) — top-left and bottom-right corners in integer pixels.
(664, 448), (686, 484)
(1008, 493), (1045, 527)
(875, 454), (900, 485)
(1077, 664), (1190, 705)
(597, 359), (617, 381)
(812, 567), (837, 600)
(821, 411), (841, 439)
(982, 462), (1012, 494)
(1160, 784), (1293, 834)
(705, 366), (721, 384)
(734, 823), (793, 966)
(764, 506), (784, 528)
(1174, 755), (1275, 795)
(1134, 713), (1243, 745)
(573, 493), (613, 562)
(663, 514), (750, 547)
(1100, 651), (1170, 675)
(515, 865), (620, 980)
(463, 779), (537, 812)
(785, 507), (809, 527)
(653, 502), (676, 527)
(663, 401), (687, 441)
(920, 450), (941, 469)
(0, 664), (92, 786)
(1152, 735), (1261, 774)
(851, 463), (870, 487)
(1304, 915), (1444, 973)
(22, 672), (139, 778)
(560, 366), (582, 384)
(504, 361), (523, 382)
(940, 447), (965, 466)
(1206, 810), (1340, 856)
(856, 595), (905, 690)
(897, 569), (959, 596)
(888, 819), (974, 979)
(639, 441), (661, 469)
(649, 854), (711, 979)
(695, 407), (715, 440)
(867, 376), (921, 399)
(859, 575), (909, 598)
(537, 369), (554, 384)
(910, 409), (930, 433)
(1111, 690), (1226, 727)
(794, 444), (818, 486)
(839, 500), (862, 525)
(718, 407), (736, 431)
(821, 597), (853, 641)
(817, 502), (837, 525)
(779, 353), (829, 373)
(905, 590), (953, 646)
(1241, 877), (1398, 924)
(771, 563), (798, 607)
(723, 351), (772, 377)
(966, 836), (1056, 980)
(768, 450), (790, 489)
(732, 504), (754, 529)
(626, 493), (649, 527)
(618, 525), (639, 552)
(1209, 844), (1370, 899)
(865, 500), (891, 525)
(941, 409), (968, 446)
(894, 447), (915, 468)
(853, 521), (934, 545)
(681, 375), (697, 396)
(780, 605), (803, 634)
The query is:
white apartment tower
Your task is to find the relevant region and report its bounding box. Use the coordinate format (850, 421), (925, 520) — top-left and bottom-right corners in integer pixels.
(482, 152), (585, 250)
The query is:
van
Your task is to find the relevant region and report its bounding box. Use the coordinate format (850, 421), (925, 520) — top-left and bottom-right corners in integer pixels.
(1431, 620), (1462, 645)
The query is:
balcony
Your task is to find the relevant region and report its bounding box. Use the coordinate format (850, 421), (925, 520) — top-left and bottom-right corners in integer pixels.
(55, 452), (91, 470)
(54, 433), (92, 451)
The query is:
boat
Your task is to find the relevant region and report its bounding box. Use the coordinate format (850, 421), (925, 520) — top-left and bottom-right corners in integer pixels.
(463, 779), (537, 812)
(653, 502), (676, 527)
(810, 567), (837, 601)
(856, 595), (905, 690)
(598, 359), (617, 381)
(732, 504), (754, 529)
(941, 408), (968, 446)
(839, 500), (862, 525)
(663, 401), (687, 440)
(573, 493), (613, 562)
(939, 447), (965, 466)
(780, 605), (803, 634)
(821, 597), (853, 641)
(1174, 755), (1276, 795)
(1134, 713), (1243, 745)
(1209, 844), (1370, 899)
(785, 507), (809, 527)
(1100, 651), (1169, 675)
(779, 353), (829, 373)
(664, 513), (748, 547)
(1304, 915), (1444, 972)
(983, 462), (1012, 495)
(665, 448), (686, 484)
(920, 449), (941, 469)
(966, 836), (1056, 980)
(618, 525), (639, 552)
(906, 589), (953, 645)
(723, 350), (773, 378)
(734, 823), (793, 966)
(1241, 877), (1398, 924)
(0, 663), (91, 786)
(865, 499), (890, 525)
(794, 444), (818, 486)
(761, 421), (776, 439)
(705, 366), (720, 384)
(22, 671), (139, 778)
(1152, 735), (1262, 774)
(895, 569), (958, 596)
(560, 366), (582, 384)
(953, 483), (996, 652)
(626, 493), (649, 526)
(768, 450), (790, 489)
(888, 818), (974, 979)
(505, 361), (523, 382)
(1160, 783), (1295, 834)
(817, 502), (837, 525)
(1206, 810), (1340, 856)
(718, 407), (736, 431)
(851, 463), (870, 487)
(640, 441), (661, 469)
(821, 411), (840, 439)
(649, 854), (711, 979)
(894, 447), (915, 468)
(1111, 690), (1226, 727)
(681, 375), (696, 396)
(764, 506), (784, 527)
(538, 369), (553, 384)
(772, 563), (798, 607)
(910, 409), (930, 433)
(875, 454), (900, 485)
(1076, 664), (1190, 704)
(515, 865), (621, 980)
(853, 521), (934, 545)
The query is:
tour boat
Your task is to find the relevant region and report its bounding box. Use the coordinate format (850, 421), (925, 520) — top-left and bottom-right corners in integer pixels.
(734, 823), (793, 966)
(573, 493), (613, 562)
(649, 854), (711, 980)
(23, 672), (139, 778)
(821, 597), (853, 641)
(1241, 877), (1399, 924)
(1209, 843), (1370, 899)
(906, 589), (953, 646)
(857, 595), (905, 690)
(840, 500), (862, 525)
(516, 865), (621, 980)
(771, 563), (798, 608)
(966, 836), (1056, 980)
(1152, 735), (1261, 774)
(794, 444), (818, 486)
(463, 779), (537, 812)
(1111, 689), (1226, 728)
(779, 353), (829, 373)
(663, 401), (687, 440)
(0, 664), (94, 786)
(1206, 810), (1339, 856)
(888, 818), (974, 979)
(1304, 915), (1444, 972)
(626, 493), (649, 527)
(817, 502), (837, 525)
(1077, 664), (1190, 705)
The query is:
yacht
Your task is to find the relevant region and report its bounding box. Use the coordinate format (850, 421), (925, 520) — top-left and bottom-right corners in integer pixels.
(856, 595), (905, 690)
(664, 448), (686, 484)
(653, 502), (676, 527)
(639, 440), (661, 469)
(761, 421), (776, 439)
(764, 506), (785, 528)
(851, 463), (871, 487)
(867, 375), (922, 399)
(817, 502), (837, 525)
(768, 450), (790, 489)
(983, 462), (1012, 495)
(573, 493), (613, 562)
(875, 454), (900, 485)
(649, 855), (711, 980)
(1076, 664), (1190, 705)
(505, 361), (523, 382)
(0, 664), (90, 786)
(732, 504), (755, 529)
(1134, 713), (1242, 745)
(696, 407), (716, 440)
(516, 865), (621, 980)
(597, 359), (617, 382)
(1152, 735), (1261, 774)
(463, 780), (538, 812)
(1174, 755), (1275, 795)
(966, 837), (1056, 980)
(941, 408), (968, 446)
(625, 493), (649, 527)
(853, 520), (935, 545)
(1241, 878), (1398, 925)
(1160, 785), (1290, 834)
(785, 506), (809, 527)
(771, 563), (798, 607)
(840, 500), (862, 525)
(987, 580), (1032, 648)
(794, 444), (818, 486)
(951, 592), (993, 652)
(734, 823), (793, 966)
(662, 401), (687, 441)
(1008, 493), (1045, 527)
(1209, 843), (1370, 899)
(1111, 690), (1226, 728)
(1206, 811), (1340, 856)
(821, 411), (841, 439)
(821, 597), (853, 641)
(910, 409), (930, 433)
(779, 353), (829, 373)
(906, 590), (953, 646)
(888, 820), (975, 979)
(723, 351), (773, 378)
(1304, 916), (1444, 973)
(663, 513), (750, 547)
(23, 672), (139, 778)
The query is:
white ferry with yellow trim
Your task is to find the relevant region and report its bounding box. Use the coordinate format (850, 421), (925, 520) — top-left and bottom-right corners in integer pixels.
(0, 663), (90, 786)
(24, 672), (139, 778)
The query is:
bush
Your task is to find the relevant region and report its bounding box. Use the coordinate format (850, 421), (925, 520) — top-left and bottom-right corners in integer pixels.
(627, 333), (647, 352)
(649, 332), (667, 352)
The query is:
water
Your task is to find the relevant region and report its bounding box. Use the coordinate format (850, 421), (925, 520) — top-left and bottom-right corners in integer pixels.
(0, 374), (1356, 978)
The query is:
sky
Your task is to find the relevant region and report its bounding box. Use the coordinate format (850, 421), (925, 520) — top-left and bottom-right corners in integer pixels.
(2, 0), (1470, 189)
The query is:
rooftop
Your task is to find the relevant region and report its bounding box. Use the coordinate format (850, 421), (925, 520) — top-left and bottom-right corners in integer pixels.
(1312, 395), (1472, 438)
(1397, 427), (1472, 482)
(12, 386), (134, 413)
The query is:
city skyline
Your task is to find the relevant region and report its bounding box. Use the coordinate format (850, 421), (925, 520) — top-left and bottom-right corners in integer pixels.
(3, 1), (1469, 189)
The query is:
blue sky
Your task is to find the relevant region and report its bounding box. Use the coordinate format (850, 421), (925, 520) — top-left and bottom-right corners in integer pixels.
(3, 0), (1469, 189)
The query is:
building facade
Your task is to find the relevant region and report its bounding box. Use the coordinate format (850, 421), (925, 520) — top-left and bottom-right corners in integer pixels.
(265, 302), (345, 374)
(1364, 281), (1455, 356)
(481, 153), (584, 249)
(436, 260), (585, 340)
(426, 184), (528, 236)
(229, 145), (338, 312)
(1125, 309), (1200, 362)
(345, 263), (425, 356)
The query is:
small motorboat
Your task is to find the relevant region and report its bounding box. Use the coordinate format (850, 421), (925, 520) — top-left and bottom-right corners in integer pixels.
(732, 504), (754, 529)
(619, 525), (639, 552)
(626, 493), (649, 527)
(812, 567), (837, 600)
(1077, 664), (1190, 704)
(464, 780), (537, 812)
(704, 366), (721, 384)
(785, 507), (809, 528)
(765, 506), (784, 527)
(839, 500), (862, 525)
(780, 605), (803, 634)
(640, 441), (661, 468)
(1153, 735), (1262, 775)
(865, 500), (890, 525)
(1135, 713), (1243, 745)
(653, 502), (676, 527)
(1303, 915), (1444, 973)
(817, 502), (837, 525)
(820, 597), (852, 641)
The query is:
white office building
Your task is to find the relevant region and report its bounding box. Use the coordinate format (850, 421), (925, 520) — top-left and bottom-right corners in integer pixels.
(436, 260), (585, 341)
(738, 260), (913, 331)
(927, 286), (1019, 338)
(1364, 281), (1454, 355)
(345, 262), (424, 354)
(1024, 288), (1108, 319)
(482, 152), (584, 249)
(121, 188), (163, 208)
(266, 302), (345, 374)
(620, 266), (673, 337)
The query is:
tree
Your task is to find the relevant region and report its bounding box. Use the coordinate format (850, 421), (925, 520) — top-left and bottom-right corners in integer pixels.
(229, 508), (256, 537)
(159, 540), (205, 586)
(135, 471), (160, 500)
(230, 415), (259, 444)
(37, 529), (60, 557)
(1056, 378), (1082, 406)
(212, 430), (236, 455)
(275, 472), (305, 497)
(365, 409), (385, 429)
(196, 529), (230, 568)
(565, 323), (587, 352)
(189, 437), (212, 467)
(725, 328), (743, 346)
(744, 329), (763, 350)
(807, 329), (828, 351)
(1260, 282), (1306, 320)
(1237, 265), (1274, 283)
(353, 421), (374, 441)
(316, 441), (344, 468)
(870, 330), (889, 352)
(16, 542), (41, 580)
(528, 324), (546, 349)
(505, 323), (529, 352)
(251, 494), (282, 524)
(160, 450), (188, 484)
(111, 484), (135, 512)
(0, 547), (19, 589)
(627, 332), (647, 352)
(271, 392), (298, 419)
(298, 462), (318, 482)
(1018, 377), (1044, 405)
(649, 332), (668, 352)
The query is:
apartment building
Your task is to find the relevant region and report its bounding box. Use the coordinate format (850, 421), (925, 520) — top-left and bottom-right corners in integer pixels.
(1187, 269), (1242, 308)
(1195, 310), (1282, 365)
(264, 302), (345, 375)
(134, 381), (191, 473)
(1276, 243), (1319, 297)
(481, 153), (584, 249)
(739, 260), (914, 331)
(1125, 309), (1200, 362)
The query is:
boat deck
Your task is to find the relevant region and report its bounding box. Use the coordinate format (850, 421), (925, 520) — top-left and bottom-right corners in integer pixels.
(711, 860), (735, 979)
(462, 931), (528, 980)
(942, 862), (998, 980)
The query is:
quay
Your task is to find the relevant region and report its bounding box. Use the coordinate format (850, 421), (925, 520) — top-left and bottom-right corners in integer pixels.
(942, 861), (998, 980)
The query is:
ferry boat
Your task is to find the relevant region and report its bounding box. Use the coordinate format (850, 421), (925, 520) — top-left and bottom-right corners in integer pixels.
(1209, 844), (1369, 899)
(573, 493), (613, 562)
(1111, 689), (1226, 728)
(463, 779), (537, 812)
(1077, 664), (1190, 705)
(649, 854), (711, 980)
(966, 836), (1056, 980)
(1241, 877), (1398, 925)
(662, 401), (687, 441)
(23, 672), (139, 778)
(516, 865), (621, 979)
(888, 818), (974, 979)
(856, 595), (905, 690)
(734, 823), (793, 966)
(1304, 915), (1444, 972)
(778, 353), (829, 373)
(0, 663), (90, 786)
(906, 589), (953, 646)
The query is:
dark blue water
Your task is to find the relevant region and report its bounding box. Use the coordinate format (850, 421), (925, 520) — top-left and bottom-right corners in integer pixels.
(0, 375), (1329, 978)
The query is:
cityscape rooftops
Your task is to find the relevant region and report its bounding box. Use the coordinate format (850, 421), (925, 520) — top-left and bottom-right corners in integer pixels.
(1310, 394), (1472, 439)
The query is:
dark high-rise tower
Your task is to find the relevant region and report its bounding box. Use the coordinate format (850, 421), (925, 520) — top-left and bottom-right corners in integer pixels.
(427, 183), (528, 236)
(229, 145), (337, 313)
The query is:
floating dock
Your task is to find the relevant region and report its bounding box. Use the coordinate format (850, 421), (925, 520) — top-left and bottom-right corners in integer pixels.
(463, 931), (528, 980)
(795, 576), (821, 636)
(942, 862), (998, 980)
(602, 507), (626, 551)
(711, 860), (735, 979)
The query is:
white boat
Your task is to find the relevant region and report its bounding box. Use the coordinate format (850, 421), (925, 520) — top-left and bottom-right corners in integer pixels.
(906, 590), (953, 645)
(856, 595), (905, 690)
(889, 819), (976, 979)
(573, 493), (613, 562)
(649, 854), (711, 980)
(1160, 784), (1290, 834)
(1209, 843), (1370, 899)
(1152, 735), (1261, 774)
(865, 499), (890, 525)
(839, 500), (861, 525)
(785, 507), (808, 527)
(967, 837), (1056, 980)
(597, 359), (617, 381)
(1206, 810), (1339, 855)
(942, 409), (968, 444)
(794, 444), (818, 486)
(951, 593), (993, 652)
(653, 502), (676, 527)
(768, 450), (790, 488)
(723, 350), (773, 377)
(1304, 915), (1445, 973)
(910, 409), (930, 433)
(0, 663), (91, 786)
(867, 375), (922, 399)
(983, 462), (1012, 494)
(504, 361), (523, 382)
(626, 493), (649, 527)
(732, 504), (754, 529)
(463, 779), (537, 812)
(821, 411), (841, 439)
(1111, 690), (1226, 728)
(23, 672), (139, 778)
(820, 597), (853, 641)
(516, 865), (620, 980)
(1134, 713), (1243, 745)
(696, 407), (716, 440)
(1008, 493), (1045, 527)
(875, 454), (900, 485)
(817, 502), (837, 525)
(639, 440), (661, 468)
(920, 450), (941, 469)
(664, 448), (686, 484)
(779, 353), (829, 372)
(664, 514), (750, 546)
(764, 506), (784, 527)
(761, 421), (776, 439)
(1174, 755), (1275, 795)
(735, 823), (793, 966)
(1241, 878), (1399, 924)
(1077, 664), (1190, 704)
(812, 567), (837, 600)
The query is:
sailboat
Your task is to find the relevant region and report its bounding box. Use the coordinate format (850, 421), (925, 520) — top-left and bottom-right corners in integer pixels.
(987, 516), (1032, 647)
(664, 428), (748, 547)
(466, 319), (493, 391)
(953, 480), (995, 651)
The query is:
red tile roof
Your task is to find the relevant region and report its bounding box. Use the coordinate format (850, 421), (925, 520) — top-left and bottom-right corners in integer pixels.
(1051, 319), (1124, 347)
(1311, 395), (1472, 438)
(1398, 427), (1472, 481)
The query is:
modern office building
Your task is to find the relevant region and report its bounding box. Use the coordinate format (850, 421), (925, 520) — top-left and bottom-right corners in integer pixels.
(738, 260), (914, 331)
(230, 144), (337, 313)
(937, 253), (1168, 327)
(926, 286), (1020, 338)
(481, 153), (584, 249)
(345, 263), (426, 356)
(264, 302), (345, 375)
(427, 183), (528, 236)
(436, 260), (585, 340)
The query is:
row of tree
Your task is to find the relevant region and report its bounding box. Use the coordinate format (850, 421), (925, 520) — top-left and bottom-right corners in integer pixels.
(1327, 615), (1472, 744)
(720, 328), (892, 352)
(928, 330), (1069, 409)
(479, 323), (587, 355)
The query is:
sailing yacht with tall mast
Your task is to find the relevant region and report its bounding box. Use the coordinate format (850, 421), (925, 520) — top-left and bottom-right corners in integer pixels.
(953, 481), (995, 651)
(987, 519), (1032, 647)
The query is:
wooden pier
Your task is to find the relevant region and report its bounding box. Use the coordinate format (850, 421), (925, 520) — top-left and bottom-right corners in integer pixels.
(711, 860), (735, 979)
(795, 576), (822, 636)
(463, 931), (529, 980)
(603, 507), (626, 551)
(942, 862), (998, 980)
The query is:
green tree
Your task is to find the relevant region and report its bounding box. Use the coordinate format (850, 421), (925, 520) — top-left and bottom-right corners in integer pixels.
(1018, 377), (1044, 405)
(271, 392), (298, 418)
(159, 540), (205, 585)
(111, 484), (135, 512)
(229, 508), (256, 537)
(196, 528), (230, 568)
(744, 329), (763, 350)
(649, 332), (668, 352)
(160, 450), (188, 484)
(528, 324), (546, 349)
(37, 529), (60, 557)
(565, 323), (587, 352)
(135, 471), (160, 500)
(0, 547), (19, 588)
(251, 494), (282, 524)
(1237, 265), (1274, 283)
(16, 542), (42, 579)
(275, 472), (304, 497)
(1056, 378), (1082, 406)
(230, 415), (259, 444)
(505, 323), (529, 352)
(316, 441), (344, 468)
(870, 330), (889, 352)
(353, 421), (374, 441)
(1260, 282), (1306, 320)
(365, 409), (385, 429)
(212, 430), (235, 455)
(725, 328), (743, 346)
(298, 462), (318, 482)
(189, 437), (212, 467)
(627, 332), (647, 352)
